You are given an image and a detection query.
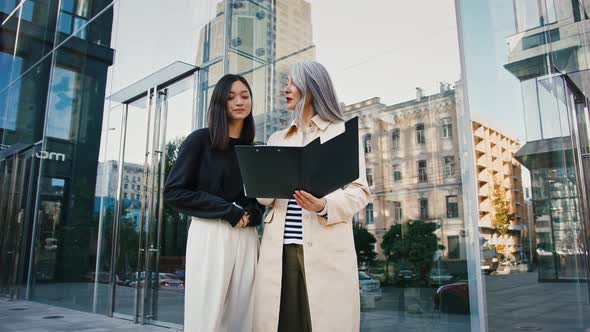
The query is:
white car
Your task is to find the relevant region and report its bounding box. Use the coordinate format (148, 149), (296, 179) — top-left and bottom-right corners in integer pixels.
(128, 272), (184, 291)
(359, 271), (382, 300)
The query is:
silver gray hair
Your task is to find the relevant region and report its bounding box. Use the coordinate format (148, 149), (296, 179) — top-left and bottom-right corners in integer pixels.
(289, 61), (345, 124)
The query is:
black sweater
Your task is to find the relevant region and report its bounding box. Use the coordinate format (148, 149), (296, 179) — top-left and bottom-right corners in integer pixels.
(163, 128), (263, 227)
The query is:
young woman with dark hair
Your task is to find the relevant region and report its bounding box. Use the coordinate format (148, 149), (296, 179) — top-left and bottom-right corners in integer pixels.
(164, 74), (262, 332)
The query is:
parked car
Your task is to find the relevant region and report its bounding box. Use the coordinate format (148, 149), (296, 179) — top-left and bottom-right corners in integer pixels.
(157, 273), (185, 290)
(127, 272), (185, 290)
(433, 282), (470, 314)
(358, 271), (382, 300)
(429, 268), (454, 286)
(481, 246), (499, 274)
(397, 269), (417, 282)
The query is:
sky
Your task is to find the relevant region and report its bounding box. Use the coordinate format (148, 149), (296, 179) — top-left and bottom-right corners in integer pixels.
(98, 0), (527, 165)
(310, 0), (462, 106)
(458, 0), (525, 141)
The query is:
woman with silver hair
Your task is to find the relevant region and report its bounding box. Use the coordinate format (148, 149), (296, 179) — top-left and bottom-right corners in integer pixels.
(253, 61), (371, 332)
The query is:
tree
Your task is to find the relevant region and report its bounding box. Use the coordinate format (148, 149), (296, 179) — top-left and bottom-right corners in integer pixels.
(491, 177), (513, 236)
(380, 220), (444, 280)
(353, 223), (377, 267)
(161, 137), (190, 257)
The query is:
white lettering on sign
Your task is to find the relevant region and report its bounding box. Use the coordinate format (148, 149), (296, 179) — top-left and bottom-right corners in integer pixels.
(36, 151), (66, 161)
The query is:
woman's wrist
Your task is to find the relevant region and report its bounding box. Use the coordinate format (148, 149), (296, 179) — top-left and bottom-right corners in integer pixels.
(316, 200), (328, 216)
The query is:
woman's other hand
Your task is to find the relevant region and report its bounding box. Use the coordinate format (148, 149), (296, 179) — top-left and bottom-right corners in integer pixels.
(293, 190), (326, 213)
(235, 212), (250, 228)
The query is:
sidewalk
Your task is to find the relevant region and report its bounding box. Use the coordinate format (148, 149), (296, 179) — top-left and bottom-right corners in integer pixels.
(0, 297), (177, 332)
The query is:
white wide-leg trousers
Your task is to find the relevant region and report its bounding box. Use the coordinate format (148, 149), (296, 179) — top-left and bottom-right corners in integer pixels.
(183, 217), (259, 332)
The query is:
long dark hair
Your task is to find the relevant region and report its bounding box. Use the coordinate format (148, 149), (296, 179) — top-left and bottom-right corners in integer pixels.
(208, 74), (255, 150)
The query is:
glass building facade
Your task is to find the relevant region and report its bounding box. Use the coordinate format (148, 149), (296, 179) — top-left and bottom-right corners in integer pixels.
(0, 0), (589, 331)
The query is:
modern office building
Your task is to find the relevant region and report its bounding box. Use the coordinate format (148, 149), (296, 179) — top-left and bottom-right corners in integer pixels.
(502, 0), (590, 282)
(0, 0), (115, 311)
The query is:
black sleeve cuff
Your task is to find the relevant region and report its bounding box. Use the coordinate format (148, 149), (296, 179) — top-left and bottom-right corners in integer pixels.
(226, 205), (245, 227)
(244, 204), (263, 227)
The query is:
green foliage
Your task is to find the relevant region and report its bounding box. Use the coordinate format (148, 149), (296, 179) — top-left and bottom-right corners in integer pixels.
(161, 136), (190, 256)
(491, 177), (513, 236)
(380, 220), (444, 279)
(353, 223), (377, 267)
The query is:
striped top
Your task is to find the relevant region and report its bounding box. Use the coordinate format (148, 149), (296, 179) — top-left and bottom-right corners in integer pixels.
(284, 199), (303, 245)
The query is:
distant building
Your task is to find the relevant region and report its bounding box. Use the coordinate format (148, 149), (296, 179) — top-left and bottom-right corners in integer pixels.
(344, 84), (466, 260)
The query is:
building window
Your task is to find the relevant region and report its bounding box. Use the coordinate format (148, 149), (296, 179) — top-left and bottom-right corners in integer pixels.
(58, 0), (91, 39)
(443, 156), (455, 178)
(447, 195), (459, 218)
(522, 29), (560, 50)
(393, 164), (402, 182)
(131, 184), (135, 190)
(364, 134), (372, 153)
(418, 160), (427, 182)
(123, 193), (128, 199)
(392, 128), (400, 149)
(514, 0), (542, 31)
(441, 117), (453, 138)
(419, 198), (429, 220)
(136, 194), (140, 200)
(416, 123), (425, 144)
(124, 183), (128, 189)
(366, 168), (373, 187)
(393, 201), (402, 223)
(366, 203), (374, 224)
(447, 235), (460, 259)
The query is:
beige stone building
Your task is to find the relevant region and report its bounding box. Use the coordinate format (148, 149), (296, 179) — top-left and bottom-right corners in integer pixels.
(472, 119), (527, 255)
(345, 85), (527, 260)
(344, 84), (466, 260)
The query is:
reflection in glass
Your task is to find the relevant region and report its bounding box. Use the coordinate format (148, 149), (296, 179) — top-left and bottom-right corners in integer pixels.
(458, 0), (590, 330)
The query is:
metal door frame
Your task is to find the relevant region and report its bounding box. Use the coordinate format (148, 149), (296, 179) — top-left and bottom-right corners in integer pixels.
(562, 74), (590, 302)
(105, 62), (199, 327)
(0, 144), (38, 299)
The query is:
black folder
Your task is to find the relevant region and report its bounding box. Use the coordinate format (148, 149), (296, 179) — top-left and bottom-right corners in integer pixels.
(235, 117), (359, 199)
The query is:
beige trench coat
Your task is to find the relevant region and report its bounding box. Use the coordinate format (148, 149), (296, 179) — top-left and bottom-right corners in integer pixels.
(253, 115), (371, 332)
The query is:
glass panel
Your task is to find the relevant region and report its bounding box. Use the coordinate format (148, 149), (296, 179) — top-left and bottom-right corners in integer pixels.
(56, 0), (114, 46)
(229, 0), (271, 64)
(148, 76), (196, 325)
(0, 158), (15, 295)
(227, 51), (268, 143)
(0, 0), (18, 15)
(457, 0), (590, 330)
(11, 0), (59, 78)
(27, 4), (115, 314)
(2, 55), (50, 151)
(515, 0), (542, 31)
(112, 101), (146, 318)
(91, 102), (122, 316)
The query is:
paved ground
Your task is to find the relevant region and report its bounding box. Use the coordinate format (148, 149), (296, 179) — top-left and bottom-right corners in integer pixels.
(485, 272), (590, 332)
(360, 271), (590, 332)
(0, 297), (177, 332)
(3, 271), (590, 331)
